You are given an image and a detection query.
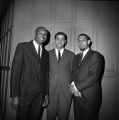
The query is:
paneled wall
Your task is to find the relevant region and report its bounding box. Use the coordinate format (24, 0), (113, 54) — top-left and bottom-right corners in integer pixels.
(6, 0), (119, 120)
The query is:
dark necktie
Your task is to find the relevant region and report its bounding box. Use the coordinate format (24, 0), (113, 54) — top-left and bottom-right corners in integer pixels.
(38, 45), (41, 60)
(80, 52), (83, 60)
(79, 52), (83, 65)
(58, 50), (61, 62)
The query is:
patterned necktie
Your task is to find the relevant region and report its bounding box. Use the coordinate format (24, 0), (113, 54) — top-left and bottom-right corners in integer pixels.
(58, 50), (61, 62)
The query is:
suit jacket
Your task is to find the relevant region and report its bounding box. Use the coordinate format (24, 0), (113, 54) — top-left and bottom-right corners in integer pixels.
(49, 49), (74, 100)
(10, 40), (49, 106)
(72, 49), (105, 103)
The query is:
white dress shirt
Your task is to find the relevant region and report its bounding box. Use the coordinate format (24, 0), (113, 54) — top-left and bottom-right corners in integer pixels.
(55, 48), (64, 60)
(81, 48), (89, 60)
(33, 40), (42, 57)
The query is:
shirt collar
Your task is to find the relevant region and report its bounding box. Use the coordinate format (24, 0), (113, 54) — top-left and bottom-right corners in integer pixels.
(33, 40), (42, 47)
(33, 40), (42, 54)
(81, 48), (89, 58)
(33, 40), (39, 48)
(55, 48), (64, 54)
(55, 48), (64, 58)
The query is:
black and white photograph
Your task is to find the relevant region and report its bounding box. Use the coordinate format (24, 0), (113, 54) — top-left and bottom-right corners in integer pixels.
(0, 0), (119, 120)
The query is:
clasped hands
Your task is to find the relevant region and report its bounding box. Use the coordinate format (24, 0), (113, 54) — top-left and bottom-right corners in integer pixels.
(68, 83), (82, 97)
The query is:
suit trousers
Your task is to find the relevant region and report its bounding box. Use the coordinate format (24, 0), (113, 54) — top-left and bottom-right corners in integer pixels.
(16, 94), (44, 120)
(47, 87), (72, 120)
(73, 96), (100, 120)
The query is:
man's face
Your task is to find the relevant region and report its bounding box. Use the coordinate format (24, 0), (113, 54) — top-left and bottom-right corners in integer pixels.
(35, 28), (48, 45)
(55, 34), (66, 49)
(78, 35), (90, 51)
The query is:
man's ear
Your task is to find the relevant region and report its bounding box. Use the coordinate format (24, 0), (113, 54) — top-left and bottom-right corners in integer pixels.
(88, 40), (91, 45)
(64, 40), (67, 47)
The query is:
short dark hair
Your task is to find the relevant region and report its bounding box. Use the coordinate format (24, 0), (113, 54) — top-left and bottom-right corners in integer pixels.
(55, 32), (67, 41)
(35, 26), (48, 34)
(78, 33), (91, 41)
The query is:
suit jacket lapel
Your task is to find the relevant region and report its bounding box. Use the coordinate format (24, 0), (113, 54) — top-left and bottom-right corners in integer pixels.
(59, 49), (66, 63)
(80, 49), (93, 66)
(40, 47), (46, 62)
(52, 49), (59, 63)
(78, 53), (82, 65)
(52, 49), (66, 63)
(28, 40), (39, 60)
(56, 49), (66, 63)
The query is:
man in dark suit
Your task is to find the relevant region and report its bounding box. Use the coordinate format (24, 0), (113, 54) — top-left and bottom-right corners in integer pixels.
(10, 26), (50, 120)
(69, 33), (105, 120)
(47, 32), (74, 120)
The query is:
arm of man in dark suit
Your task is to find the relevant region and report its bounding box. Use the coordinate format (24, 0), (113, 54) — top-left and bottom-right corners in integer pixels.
(70, 55), (77, 84)
(10, 43), (23, 110)
(46, 53), (49, 96)
(69, 55), (82, 97)
(42, 52), (49, 107)
(76, 52), (105, 92)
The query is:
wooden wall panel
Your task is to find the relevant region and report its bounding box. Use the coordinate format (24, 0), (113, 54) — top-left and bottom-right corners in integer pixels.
(10, 25), (32, 61)
(76, 1), (95, 23)
(14, 0), (32, 24)
(55, 0), (73, 23)
(100, 77), (116, 120)
(98, 23), (117, 72)
(97, 1), (118, 22)
(31, 0), (52, 24)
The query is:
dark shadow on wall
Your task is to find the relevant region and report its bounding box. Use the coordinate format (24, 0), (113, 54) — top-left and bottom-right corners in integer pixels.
(42, 29), (51, 48)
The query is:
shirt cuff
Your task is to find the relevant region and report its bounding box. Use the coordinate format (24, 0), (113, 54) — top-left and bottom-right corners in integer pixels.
(71, 82), (78, 91)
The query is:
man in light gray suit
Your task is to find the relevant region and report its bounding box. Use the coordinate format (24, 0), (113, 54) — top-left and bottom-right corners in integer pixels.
(47, 32), (74, 120)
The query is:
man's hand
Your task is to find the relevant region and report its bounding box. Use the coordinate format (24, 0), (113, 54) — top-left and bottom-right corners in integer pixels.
(74, 91), (82, 97)
(68, 84), (82, 97)
(11, 97), (19, 110)
(42, 95), (49, 107)
(68, 84), (76, 94)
